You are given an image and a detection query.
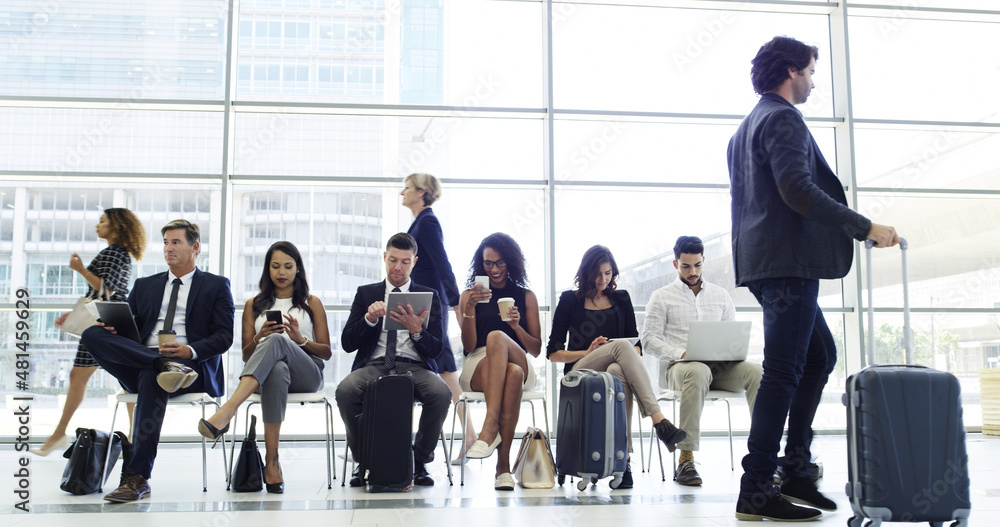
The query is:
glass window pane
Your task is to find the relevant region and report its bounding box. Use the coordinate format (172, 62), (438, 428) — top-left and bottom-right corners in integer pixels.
(858, 194), (1000, 310)
(553, 5), (832, 117)
(232, 113), (543, 180)
(0, 0), (228, 100)
(0, 108), (224, 174)
(854, 127), (1000, 190)
(849, 16), (1000, 122)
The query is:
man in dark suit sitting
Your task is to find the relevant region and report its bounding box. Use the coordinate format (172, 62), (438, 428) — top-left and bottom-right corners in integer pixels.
(336, 232), (450, 487)
(82, 219), (235, 502)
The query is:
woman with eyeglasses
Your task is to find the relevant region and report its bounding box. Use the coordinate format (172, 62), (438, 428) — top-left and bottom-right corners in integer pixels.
(546, 245), (686, 489)
(457, 232), (541, 491)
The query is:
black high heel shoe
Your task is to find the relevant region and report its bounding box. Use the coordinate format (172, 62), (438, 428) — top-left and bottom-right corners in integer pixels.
(197, 418), (229, 447)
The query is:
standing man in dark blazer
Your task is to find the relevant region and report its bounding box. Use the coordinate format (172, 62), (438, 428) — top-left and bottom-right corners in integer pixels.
(82, 219), (234, 502)
(336, 232), (450, 487)
(728, 36), (898, 522)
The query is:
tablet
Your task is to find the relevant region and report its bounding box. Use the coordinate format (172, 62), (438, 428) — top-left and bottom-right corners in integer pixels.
(94, 301), (143, 343)
(611, 337), (640, 347)
(383, 291), (434, 331)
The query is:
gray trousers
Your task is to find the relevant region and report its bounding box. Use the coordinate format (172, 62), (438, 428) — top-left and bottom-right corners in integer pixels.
(571, 339), (662, 453)
(667, 360), (762, 451)
(241, 335), (324, 423)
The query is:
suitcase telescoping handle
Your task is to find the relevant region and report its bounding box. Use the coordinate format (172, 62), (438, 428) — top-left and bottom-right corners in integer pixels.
(864, 238), (910, 366)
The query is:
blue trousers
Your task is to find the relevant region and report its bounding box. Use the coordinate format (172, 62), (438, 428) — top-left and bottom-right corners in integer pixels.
(739, 278), (837, 495)
(81, 326), (207, 480)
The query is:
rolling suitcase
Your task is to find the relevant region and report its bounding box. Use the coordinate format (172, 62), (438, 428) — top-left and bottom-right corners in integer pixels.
(844, 239), (971, 527)
(556, 369), (627, 490)
(359, 373), (414, 492)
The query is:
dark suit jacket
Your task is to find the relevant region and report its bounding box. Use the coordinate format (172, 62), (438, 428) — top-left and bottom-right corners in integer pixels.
(341, 280), (444, 372)
(546, 289), (639, 375)
(129, 268), (235, 397)
(728, 93), (872, 286)
(407, 208), (460, 308)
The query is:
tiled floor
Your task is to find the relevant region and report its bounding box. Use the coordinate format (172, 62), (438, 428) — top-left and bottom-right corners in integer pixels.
(3, 434), (997, 526)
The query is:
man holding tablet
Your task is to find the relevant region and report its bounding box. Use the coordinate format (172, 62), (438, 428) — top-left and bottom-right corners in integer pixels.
(81, 219), (234, 502)
(642, 235), (762, 487)
(336, 232), (450, 487)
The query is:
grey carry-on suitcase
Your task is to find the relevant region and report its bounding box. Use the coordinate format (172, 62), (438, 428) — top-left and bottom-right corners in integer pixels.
(555, 369), (627, 490)
(844, 239), (971, 527)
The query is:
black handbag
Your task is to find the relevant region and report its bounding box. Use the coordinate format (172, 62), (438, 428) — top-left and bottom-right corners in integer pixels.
(231, 415), (264, 492)
(60, 428), (129, 495)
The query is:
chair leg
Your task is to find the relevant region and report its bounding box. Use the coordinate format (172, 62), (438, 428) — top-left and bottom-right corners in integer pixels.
(325, 400), (334, 488)
(208, 399), (228, 486)
(724, 398), (734, 471)
(200, 402), (208, 491)
(439, 430), (452, 486)
(341, 436), (351, 486)
(103, 400), (122, 493)
(636, 405), (645, 472)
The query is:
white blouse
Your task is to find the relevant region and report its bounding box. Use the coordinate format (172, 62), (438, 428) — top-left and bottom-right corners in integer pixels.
(253, 296), (314, 344)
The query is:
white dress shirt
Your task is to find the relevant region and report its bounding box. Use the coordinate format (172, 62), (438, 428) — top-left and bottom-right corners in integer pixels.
(642, 277), (735, 361)
(144, 269), (199, 358)
(364, 279), (423, 363)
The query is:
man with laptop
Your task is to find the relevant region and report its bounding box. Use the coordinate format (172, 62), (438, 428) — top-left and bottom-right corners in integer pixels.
(81, 219), (234, 502)
(642, 235), (762, 486)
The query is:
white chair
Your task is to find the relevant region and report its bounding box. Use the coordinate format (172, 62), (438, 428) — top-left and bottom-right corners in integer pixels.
(448, 389), (549, 485)
(106, 391), (228, 492)
(340, 403), (453, 487)
(228, 391), (336, 489)
(647, 378), (745, 480)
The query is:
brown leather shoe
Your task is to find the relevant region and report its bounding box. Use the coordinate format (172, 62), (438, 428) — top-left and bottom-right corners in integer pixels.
(104, 472), (151, 502)
(157, 361), (198, 393)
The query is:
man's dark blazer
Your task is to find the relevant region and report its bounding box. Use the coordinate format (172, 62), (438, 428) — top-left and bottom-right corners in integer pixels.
(728, 93), (872, 287)
(341, 280), (444, 373)
(129, 268), (234, 397)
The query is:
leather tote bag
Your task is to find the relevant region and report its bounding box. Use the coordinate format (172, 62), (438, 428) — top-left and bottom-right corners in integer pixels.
(513, 426), (556, 489)
(231, 415), (264, 492)
(61, 284), (108, 338)
(60, 428), (128, 495)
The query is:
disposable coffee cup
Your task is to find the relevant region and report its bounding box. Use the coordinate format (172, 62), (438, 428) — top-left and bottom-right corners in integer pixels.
(497, 297), (516, 321)
(158, 331), (176, 346)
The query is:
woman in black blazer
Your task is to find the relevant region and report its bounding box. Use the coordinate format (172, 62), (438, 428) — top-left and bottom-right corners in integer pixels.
(401, 173), (473, 462)
(546, 245), (686, 488)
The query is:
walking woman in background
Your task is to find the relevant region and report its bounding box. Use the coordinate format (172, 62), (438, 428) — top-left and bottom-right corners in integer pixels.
(33, 208), (146, 456)
(458, 233), (542, 490)
(401, 173), (475, 463)
(199, 241), (331, 493)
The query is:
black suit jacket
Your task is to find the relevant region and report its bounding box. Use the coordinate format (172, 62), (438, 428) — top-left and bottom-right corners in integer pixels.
(341, 280), (445, 372)
(728, 93), (872, 286)
(128, 268), (235, 397)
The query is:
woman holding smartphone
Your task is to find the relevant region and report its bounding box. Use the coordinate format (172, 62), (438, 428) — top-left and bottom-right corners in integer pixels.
(33, 208), (145, 456)
(198, 241), (331, 493)
(400, 173), (474, 463)
(546, 245), (686, 488)
(457, 232), (541, 491)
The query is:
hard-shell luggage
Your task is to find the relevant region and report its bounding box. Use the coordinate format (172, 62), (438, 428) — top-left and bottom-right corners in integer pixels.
(844, 240), (970, 527)
(360, 373), (414, 492)
(555, 368), (627, 490)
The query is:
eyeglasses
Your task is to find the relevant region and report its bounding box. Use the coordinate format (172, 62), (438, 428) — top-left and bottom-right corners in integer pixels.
(483, 259), (507, 270)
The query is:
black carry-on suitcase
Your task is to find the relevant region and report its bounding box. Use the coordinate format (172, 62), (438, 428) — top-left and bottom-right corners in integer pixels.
(360, 372), (414, 492)
(844, 239), (971, 527)
(556, 369), (627, 490)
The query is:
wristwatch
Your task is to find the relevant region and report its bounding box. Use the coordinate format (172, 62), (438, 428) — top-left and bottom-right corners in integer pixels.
(410, 331), (423, 342)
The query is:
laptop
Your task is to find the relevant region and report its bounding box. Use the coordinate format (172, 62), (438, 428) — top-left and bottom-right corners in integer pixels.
(680, 320), (751, 362)
(94, 301), (143, 343)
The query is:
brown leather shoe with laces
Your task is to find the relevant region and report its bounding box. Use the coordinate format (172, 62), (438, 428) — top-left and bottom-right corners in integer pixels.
(104, 472), (151, 502)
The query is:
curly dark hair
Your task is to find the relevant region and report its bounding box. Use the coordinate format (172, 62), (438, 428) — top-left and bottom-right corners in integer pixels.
(465, 232), (529, 289)
(750, 36), (819, 95)
(251, 241), (314, 324)
(574, 245), (619, 302)
(104, 208), (146, 260)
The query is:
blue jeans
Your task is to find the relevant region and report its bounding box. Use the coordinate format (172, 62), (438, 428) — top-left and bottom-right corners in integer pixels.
(740, 278), (837, 495)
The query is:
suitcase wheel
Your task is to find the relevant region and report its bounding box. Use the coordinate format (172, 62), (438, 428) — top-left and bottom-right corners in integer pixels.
(577, 479), (588, 491)
(557, 473), (565, 486)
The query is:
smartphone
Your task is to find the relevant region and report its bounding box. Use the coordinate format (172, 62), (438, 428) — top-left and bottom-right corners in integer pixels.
(265, 310), (284, 332)
(475, 275), (490, 303)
